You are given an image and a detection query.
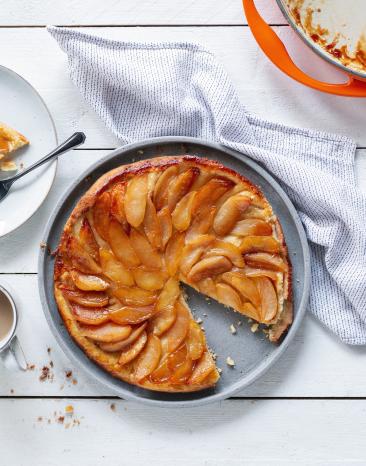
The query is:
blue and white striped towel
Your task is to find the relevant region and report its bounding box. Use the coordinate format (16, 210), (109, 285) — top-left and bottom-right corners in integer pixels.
(48, 26), (366, 344)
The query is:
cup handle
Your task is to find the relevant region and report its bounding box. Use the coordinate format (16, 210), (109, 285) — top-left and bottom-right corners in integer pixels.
(9, 336), (27, 371)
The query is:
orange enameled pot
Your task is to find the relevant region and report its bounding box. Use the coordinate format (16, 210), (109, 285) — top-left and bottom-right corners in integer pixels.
(242, 0), (366, 96)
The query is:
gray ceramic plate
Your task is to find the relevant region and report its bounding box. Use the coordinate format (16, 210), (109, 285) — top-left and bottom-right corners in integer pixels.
(38, 137), (310, 407)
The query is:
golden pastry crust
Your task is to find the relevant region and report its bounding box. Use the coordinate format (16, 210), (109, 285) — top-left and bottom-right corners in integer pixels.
(54, 155), (292, 393)
(0, 122), (29, 171)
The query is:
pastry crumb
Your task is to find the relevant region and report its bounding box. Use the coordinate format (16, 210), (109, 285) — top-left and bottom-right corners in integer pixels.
(230, 324), (237, 334)
(195, 318), (203, 324)
(65, 405), (74, 414)
(110, 403), (116, 412)
(226, 356), (235, 367)
(251, 323), (259, 333)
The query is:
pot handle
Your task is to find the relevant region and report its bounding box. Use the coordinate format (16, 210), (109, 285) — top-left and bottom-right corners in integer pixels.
(242, 0), (366, 97)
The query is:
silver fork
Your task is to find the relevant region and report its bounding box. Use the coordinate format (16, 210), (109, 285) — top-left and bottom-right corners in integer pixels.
(0, 132), (86, 203)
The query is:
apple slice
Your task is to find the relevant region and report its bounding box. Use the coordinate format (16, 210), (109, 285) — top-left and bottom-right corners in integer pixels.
(98, 323), (147, 352)
(80, 322), (132, 343)
(99, 248), (135, 286)
(108, 219), (140, 267)
(63, 289), (109, 308)
(185, 206), (216, 244)
(113, 286), (157, 306)
(243, 266), (280, 282)
(187, 256), (232, 282)
(124, 174), (148, 228)
(143, 197), (162, 250)
(70, 270), (109, 291)
(205, 240), (244, 268)
(170, 358), (194, 384)
(72, 304), (110, 325)
(129, 229), (162, 269)
(110, 305), (155, 325)
(69, 236), (102, 275)
(221, 272), (261, 308)
(179, 242), (206, 277)
(78, 217), (100, 261)
(188, 351), (215, 385)
(192, 177), (234, 214)
(160, 300), (190, 354)
(167, 343), (187, 371)
(244, 252), (287, 271)
(230, 219), (272, 237)
(242, 206), (267, 220)
(118, 331), (148, 366)
(256, 276), (278, 322)
(157, 206), (173, 248)
(153, 165), (179, 210)
(216, 282), (242, 309)
(165, 232), (186, 276)
(186, 321), (205, 360)
(156, 278), (180, 312)
(171, 191), (196, 232)
(241, 302), (260, 321)
(240, 236), (281, 254)
(167, 167), (199, 211)
(167, 344), (194, 384)
(213, 194), (251, 236)
(134, 334), (162, 382)
(149, 302), (177, 336)
(133, 267), (166, 291)
(149, 356), (171, 383)
(197, 277), (217, 296)
(93, 192), (111, 241)
(110, 183), (129, 231)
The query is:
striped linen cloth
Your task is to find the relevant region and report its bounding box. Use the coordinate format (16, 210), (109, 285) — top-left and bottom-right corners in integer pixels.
(48, 26), (366, 344)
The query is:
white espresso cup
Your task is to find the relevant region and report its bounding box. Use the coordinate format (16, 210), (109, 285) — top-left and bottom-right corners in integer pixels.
(0, 284), (27, 370)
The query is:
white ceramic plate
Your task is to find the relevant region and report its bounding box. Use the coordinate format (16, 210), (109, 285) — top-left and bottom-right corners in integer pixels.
(0, 65), (57, 237)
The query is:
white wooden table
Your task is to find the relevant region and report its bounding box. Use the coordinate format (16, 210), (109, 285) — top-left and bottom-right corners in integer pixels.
(1, 1), (366, 464)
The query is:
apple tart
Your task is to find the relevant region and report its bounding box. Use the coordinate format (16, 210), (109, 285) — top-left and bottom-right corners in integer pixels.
(54, 156), (292, 392)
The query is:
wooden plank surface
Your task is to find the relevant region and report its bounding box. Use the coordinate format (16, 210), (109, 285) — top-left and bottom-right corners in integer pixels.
(0, 27), (365, 148)
(1, 398), (366, 465)
(1, 274), (366, 398)
(1, 0), (285, 26)
(1, 148), (365, 274)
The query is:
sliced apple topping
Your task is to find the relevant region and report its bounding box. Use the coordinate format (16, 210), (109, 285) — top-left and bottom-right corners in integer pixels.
(156, 277), (180, 312)
(243, 266), (280, 282)
(168, 345), (194, 384)
(108, 218), (140, 267)
(110, 305), (156, 325)
(149, 301), (177, 337)
(242, 206), (267, 220)
(70, 270), (109, 291)
(72, 305), (110, 325)
(213, 194), (251, 236)
(98, 323), (147, 352)
(198, 277), (217, 297)
(241, 302), (260, 321)
(244, 252), (287, 271)
(165, 232), (185, 276)
(149, 356), (171, 383)
(80, 322), (132, 343)
(186, 321), (205, 360)
(256, 277), (278, 323)
(133, 267), (166, 291)
(157, 206), (173, 248)
(230, 218), (272, 237)
(189, 351), (215, 385)
(216, 282), (242, 309)
(124, 174), (148, 228)
(118, 331), (148, 366)
(134, 334), (162, 382)
(99, 248), (134, 286)
(110, 183), (129, 231)
(187, 256), (232, 283)
(160, 300), (190, 354)
(68, 237), (102, 275)
(143, 197), (162, 250)
(93, 192), (111, 241)
(205, 240), (244, 268)
(129, 228), (162, 269)
(240, 236), (280, 254)
(153, 165), (179, 210)
(171, 191), (196, 232)
(78, 217), (100, 261)
(192, 177), (234, 214)
(63, 289), (109, 308)
(167, 167), (199, 211)
(221, 272), (261, 308)
(185, 206), (216, 244)
(113, 286), (157, 306)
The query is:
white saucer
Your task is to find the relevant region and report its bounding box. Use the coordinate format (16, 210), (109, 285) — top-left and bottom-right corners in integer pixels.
(0, 65), (57, 237)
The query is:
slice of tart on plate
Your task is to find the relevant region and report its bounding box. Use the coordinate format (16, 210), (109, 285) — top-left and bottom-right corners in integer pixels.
(54, 155), (292, 393)
(0, 121), (29, 171)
